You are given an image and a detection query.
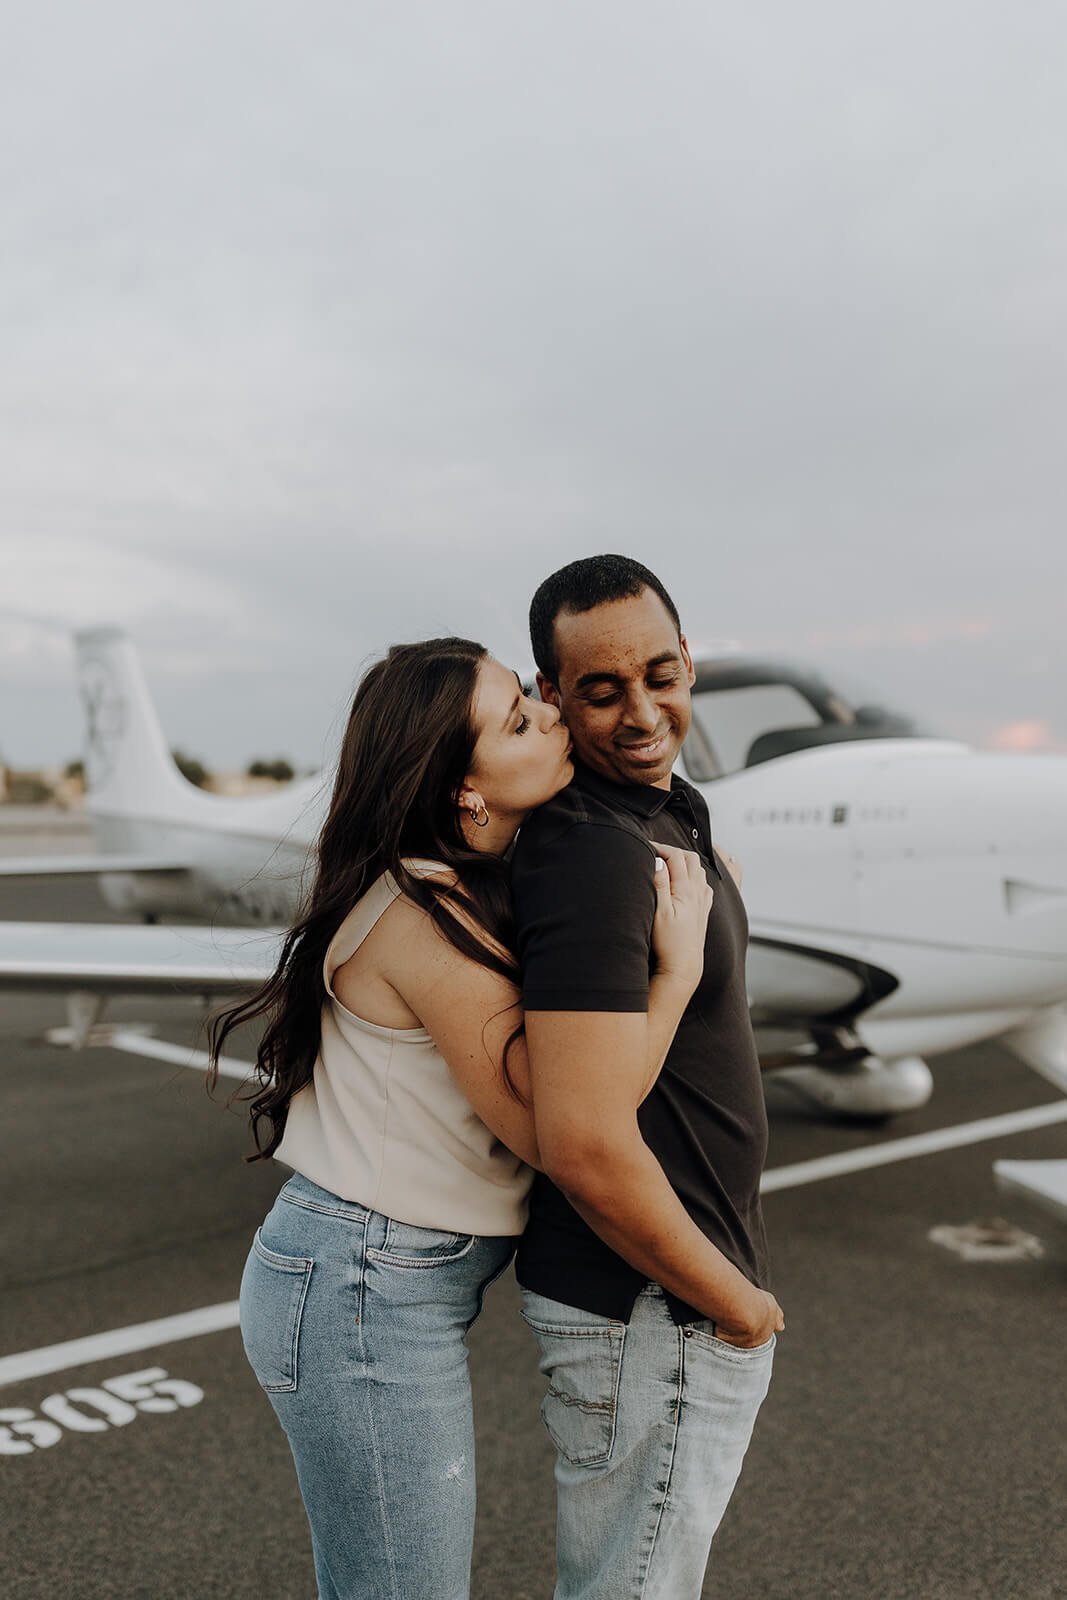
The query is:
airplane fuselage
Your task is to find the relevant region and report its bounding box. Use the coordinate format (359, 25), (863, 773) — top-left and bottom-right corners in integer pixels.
(699, 739), (1067, 1058)
(90, 802), (325, 925)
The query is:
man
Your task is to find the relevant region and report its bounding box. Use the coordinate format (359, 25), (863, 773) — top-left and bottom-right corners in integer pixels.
(511, 554), (783, 1600)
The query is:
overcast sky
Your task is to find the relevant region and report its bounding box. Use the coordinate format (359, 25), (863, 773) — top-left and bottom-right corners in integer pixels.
(3, 0), (1065, 771)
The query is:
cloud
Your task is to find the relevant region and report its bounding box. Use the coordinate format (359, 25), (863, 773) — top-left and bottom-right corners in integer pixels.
(2, 0), (1066, 765)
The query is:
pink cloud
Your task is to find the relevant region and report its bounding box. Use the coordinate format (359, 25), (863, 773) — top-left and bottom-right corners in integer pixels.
(986, 720), (1067, 753)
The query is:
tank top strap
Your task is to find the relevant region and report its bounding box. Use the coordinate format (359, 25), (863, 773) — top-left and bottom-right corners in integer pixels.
(399, 856), (452, 880)
(322, 859), (452, 994)
(323, 874), (400, 994)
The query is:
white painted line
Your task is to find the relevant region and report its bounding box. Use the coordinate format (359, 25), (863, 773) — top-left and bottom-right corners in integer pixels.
(3, 1097), (1064, 1390)
(108, 1029), (253, 1083)
(0, 1302), (239, 1388)
(761, 1098), (1067, 1193)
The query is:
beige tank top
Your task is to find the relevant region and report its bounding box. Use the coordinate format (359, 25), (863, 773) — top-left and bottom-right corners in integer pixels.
(274, 862), (530, 1236)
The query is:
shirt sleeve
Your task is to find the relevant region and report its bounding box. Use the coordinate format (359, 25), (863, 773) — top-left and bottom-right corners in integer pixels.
(511, 819), (658, 1013)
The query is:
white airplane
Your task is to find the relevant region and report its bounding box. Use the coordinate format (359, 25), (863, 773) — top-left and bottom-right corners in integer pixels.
(0, 627), (326, 926)
(2, 626), (1067, 1136)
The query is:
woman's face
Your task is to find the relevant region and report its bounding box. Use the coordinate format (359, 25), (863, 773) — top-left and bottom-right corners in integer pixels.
(465, 656), (573, 822)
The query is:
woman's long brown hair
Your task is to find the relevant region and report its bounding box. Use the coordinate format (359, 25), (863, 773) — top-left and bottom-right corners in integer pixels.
(206, 637), (520, 1161)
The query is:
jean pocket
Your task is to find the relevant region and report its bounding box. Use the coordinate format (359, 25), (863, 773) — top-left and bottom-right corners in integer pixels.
(521, 1309), (625, 1468)
(239, 1229), (314, 1393)
(367, 1218), (477, 1268)
(687, 1327), (776, 1363)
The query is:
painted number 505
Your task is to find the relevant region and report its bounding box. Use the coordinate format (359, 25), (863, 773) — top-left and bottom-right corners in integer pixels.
(0, 1367), (204, 1456)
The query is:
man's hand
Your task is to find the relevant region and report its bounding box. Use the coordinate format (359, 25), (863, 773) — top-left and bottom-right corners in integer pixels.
(713, 1288), (785, 1348)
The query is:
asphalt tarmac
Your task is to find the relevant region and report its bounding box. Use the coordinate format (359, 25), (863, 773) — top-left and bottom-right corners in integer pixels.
(2, 847), (1065, 1599)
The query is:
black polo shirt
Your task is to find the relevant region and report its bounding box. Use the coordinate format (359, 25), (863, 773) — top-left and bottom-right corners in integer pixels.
(511, 760), (769, 1324)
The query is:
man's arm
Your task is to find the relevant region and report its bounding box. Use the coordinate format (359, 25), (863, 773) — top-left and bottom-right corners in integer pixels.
(526, 1010), (780, 1342)
(513, 816), (781, 1342)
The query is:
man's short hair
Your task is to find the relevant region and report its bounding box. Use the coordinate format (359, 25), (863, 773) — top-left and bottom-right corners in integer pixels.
(529, 554), (683, 684)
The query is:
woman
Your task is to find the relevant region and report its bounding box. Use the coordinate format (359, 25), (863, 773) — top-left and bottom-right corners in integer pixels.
(208, 637), (712, 1600)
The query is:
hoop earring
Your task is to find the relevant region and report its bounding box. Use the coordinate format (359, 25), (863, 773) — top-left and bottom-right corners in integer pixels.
(469, 803), (490, 828)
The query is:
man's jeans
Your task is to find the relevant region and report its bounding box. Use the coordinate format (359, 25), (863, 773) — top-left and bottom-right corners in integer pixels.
(239, 1172), (514, 1600)
(522, 1282), (774, 1600)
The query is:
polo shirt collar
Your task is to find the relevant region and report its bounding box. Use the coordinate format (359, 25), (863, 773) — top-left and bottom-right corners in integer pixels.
(570, 759), (688, 819)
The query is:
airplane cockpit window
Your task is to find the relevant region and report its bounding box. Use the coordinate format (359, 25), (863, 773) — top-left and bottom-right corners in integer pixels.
(689, 684), (820, 778)
(683, 659), (924, 780)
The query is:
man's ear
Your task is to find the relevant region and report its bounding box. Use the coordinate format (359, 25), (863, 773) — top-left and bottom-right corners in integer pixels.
(536, 672), (561, 709)
(679, 635), (696, 688)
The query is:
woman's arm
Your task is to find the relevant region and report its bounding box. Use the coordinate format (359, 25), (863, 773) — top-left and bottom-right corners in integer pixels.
(382, 861), (704, 1168)
(385, 902), (541, 1163)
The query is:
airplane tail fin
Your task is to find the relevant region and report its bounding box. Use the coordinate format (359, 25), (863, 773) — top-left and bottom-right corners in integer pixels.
(74, 627), (199, 817)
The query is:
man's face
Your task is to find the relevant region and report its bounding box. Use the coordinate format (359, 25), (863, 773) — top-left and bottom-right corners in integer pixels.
(538, 587), (695, 790)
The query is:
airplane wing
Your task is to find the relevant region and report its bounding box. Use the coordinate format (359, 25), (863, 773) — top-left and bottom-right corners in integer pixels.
(0, 921), (281, 995)
(0, 920), (894, 1008)
(0, 855), (192, 878)
(0, 921), (898, 1014)
(1, 918), (928, 1115)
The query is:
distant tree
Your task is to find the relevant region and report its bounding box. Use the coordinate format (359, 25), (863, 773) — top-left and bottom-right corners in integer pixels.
(172, 748), (209, 788)
(247, 758), (295, 783)
(7, 774), (53, 804)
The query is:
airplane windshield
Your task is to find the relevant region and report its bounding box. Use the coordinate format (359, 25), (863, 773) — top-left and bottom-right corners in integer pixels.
(683, 658), (929, 780)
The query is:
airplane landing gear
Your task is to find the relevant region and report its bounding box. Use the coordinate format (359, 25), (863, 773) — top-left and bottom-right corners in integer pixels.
(760, 1025), (934, 1118)
(766, 1054), (934, 1118)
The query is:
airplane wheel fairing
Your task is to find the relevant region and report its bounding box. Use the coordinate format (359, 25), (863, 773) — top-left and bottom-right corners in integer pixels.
(768, 1055), (934, 1119)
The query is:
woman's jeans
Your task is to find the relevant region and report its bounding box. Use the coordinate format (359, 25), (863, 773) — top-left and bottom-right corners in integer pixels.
(522, 1282), (774, 1600)
(239, 1172), (515, 1600)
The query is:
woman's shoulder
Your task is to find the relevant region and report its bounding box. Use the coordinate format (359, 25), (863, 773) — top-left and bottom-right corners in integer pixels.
(393, 857), (458, 890)
(325, 865), (449, 977)
(388, 862), (514, 977)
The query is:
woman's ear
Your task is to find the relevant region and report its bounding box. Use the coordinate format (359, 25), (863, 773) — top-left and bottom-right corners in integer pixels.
(455, 784), (485, 817)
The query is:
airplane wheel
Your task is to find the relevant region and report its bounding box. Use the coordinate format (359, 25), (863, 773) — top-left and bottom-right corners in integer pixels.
(767, 1054), (934, 1119)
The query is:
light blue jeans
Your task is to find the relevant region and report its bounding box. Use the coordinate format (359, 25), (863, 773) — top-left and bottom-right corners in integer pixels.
(239, 1172), (515, 1600)
(521, 1282), (774, 1600)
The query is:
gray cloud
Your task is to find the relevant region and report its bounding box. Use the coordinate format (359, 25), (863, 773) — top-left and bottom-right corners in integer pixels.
(3, 0), (1065, 768)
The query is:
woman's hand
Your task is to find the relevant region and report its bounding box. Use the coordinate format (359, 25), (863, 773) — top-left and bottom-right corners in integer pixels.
(650, 843), (713, 991)
(718, 848), (742, 889)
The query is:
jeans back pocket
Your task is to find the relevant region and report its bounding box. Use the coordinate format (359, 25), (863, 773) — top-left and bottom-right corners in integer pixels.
(239, 1229), (314, 1393)
(521, 1305), (625, 1468)
(367, 1218), (477, 1267)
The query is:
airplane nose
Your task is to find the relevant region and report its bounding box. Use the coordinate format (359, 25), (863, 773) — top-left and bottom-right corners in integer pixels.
(978, 753), (1067, 955)
(856, 748), (1067, 964)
